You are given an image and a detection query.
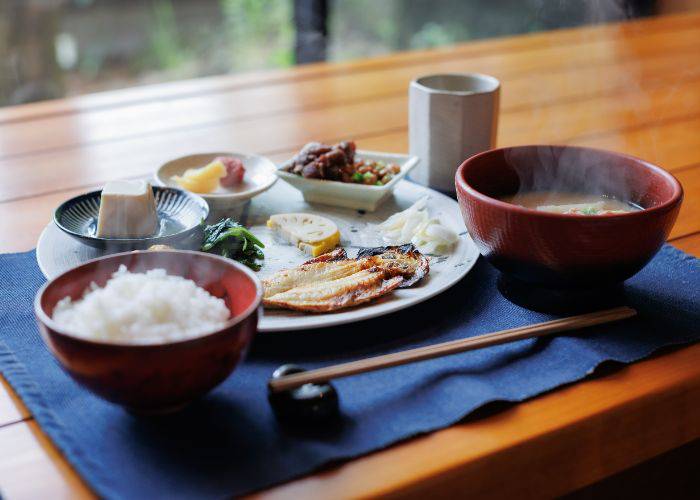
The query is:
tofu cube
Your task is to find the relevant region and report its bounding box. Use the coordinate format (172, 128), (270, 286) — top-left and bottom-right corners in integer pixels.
(96, 180), (159, 238)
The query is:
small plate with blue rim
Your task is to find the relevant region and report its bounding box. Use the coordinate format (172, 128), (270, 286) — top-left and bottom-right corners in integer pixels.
(54, 186), (208, 250)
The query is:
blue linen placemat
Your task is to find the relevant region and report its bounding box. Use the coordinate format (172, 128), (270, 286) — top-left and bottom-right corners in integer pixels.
(1, 245), (698, 499)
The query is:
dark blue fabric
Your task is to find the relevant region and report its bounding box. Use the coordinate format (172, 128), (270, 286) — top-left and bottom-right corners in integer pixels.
(1, 246), (698, 499)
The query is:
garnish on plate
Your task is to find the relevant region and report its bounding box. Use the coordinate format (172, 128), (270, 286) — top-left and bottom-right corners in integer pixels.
(218, 156), (246, 187)
(266, 213), (340, 257)
(201, 218), (264, 271)
(378, 196), (458, 254)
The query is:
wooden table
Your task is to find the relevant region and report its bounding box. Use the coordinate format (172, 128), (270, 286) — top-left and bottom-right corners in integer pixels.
(1, 12), (700, 499)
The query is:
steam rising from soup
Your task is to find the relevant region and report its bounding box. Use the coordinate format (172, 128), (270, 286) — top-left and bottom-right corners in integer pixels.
(499, 146), (649, 216)
(501, 192), (642, 215)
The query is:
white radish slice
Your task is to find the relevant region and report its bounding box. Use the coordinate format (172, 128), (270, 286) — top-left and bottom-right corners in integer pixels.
(377, 198), (458, 254)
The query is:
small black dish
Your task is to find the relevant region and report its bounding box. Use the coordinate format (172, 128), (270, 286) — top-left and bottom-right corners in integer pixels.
(54, 186), (209, 250)
(268, 364), (340, 423)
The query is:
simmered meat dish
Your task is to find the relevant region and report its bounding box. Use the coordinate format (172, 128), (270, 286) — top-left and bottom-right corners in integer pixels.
(281, 141), (401, 186)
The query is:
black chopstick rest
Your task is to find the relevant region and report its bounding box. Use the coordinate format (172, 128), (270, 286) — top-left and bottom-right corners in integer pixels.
(268, 364), (339, 423)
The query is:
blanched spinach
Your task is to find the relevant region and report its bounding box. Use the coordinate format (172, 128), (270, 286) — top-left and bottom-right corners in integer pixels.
(201, 218), (264, 271)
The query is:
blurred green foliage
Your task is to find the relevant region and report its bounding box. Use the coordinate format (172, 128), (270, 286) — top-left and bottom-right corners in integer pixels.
(0, 0), (649, 105)
(149, 0), (188, 69)
(220, 0), (294, 70)
(136, 0), (293, 76)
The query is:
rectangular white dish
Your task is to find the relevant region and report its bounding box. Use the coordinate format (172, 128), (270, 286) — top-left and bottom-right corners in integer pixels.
(275, 150), (419, 211)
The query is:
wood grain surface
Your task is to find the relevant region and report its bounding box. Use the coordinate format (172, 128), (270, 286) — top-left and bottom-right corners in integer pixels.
(1, 11), (699, 499)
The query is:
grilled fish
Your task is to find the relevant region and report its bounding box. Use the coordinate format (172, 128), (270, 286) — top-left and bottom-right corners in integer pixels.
(262, 244), (429, 312)
(355, 244), (429, 288)
(264, 268), (404, 312)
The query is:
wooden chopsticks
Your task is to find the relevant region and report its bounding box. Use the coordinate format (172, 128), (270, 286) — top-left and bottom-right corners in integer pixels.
(268, 306), (637, 393)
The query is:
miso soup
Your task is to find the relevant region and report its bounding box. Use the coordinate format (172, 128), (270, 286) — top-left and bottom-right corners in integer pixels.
(501, 192), (641, 215)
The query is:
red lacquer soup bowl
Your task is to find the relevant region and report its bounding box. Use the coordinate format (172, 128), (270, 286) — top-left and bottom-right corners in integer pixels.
(455, 145), (683, 288)
(34, 250), (262, 413)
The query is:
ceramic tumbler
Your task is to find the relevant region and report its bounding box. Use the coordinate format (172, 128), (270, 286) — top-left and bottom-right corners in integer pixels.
(409, 73), (500, 193)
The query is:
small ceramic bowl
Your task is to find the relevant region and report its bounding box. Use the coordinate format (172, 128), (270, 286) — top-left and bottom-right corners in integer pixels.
(275, 150), (419, 211)
(155, 152), (277, 212)
(455, 145), (683, 288)
(34, 250), (262, 414)
(55, 186), (208, 251)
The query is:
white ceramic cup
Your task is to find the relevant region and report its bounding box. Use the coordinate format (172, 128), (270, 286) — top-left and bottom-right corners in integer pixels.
(409, 73), (500, 193)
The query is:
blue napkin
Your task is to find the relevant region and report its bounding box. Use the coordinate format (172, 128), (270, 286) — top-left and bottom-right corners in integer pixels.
(0, 246), (698, 499)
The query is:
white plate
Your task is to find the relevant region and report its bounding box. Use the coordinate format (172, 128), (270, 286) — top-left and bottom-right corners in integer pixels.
(276, 150), (419, 211)
(154, 152), (277, 214)
(37, 180), (479, 332)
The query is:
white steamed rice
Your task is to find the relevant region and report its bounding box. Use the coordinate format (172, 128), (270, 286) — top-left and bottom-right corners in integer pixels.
(52, 265), (230, 344)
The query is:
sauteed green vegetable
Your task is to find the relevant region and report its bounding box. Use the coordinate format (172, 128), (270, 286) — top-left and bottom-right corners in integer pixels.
(201, 218), (265, 271)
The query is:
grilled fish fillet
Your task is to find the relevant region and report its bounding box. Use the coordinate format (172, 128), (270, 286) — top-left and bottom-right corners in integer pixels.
(262, 244), (429, 312)
(262, 258), (369, 299)
(356, 244), (429, 288)
(264, 268), (404, 312)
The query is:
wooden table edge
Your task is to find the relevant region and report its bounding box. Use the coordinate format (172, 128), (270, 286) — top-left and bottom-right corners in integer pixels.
(253, 342), (700, 499)
(1, 311), (698, 499)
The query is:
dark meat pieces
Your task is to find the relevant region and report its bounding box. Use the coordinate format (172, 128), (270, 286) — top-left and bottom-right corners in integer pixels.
(282, 141), (356, 180)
